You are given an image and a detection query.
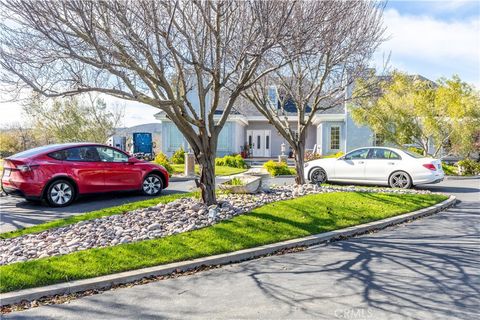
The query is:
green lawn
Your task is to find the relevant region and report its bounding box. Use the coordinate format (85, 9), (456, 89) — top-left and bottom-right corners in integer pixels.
(171, 164), (247, 176)
(0, 192), (447, 293)
(0, 193), (195, 240)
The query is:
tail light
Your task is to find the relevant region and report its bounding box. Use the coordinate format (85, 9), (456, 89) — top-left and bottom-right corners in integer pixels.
(422, 163), (436, 171)
(17, 165), (32, 172)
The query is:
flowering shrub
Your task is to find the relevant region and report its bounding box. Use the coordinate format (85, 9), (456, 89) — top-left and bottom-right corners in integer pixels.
(263, 160), (293, 176)
(153, 152), (174, 175)
(215, 154), (248, 168)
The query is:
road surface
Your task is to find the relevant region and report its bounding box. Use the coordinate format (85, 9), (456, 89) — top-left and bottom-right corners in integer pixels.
(4, 178), (479, 319)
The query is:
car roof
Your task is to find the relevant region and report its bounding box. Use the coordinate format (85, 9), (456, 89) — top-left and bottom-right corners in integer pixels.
(7, 143), (107, 160)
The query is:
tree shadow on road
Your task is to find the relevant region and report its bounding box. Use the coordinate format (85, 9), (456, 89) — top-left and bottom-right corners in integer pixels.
(242, 204), (480, 319)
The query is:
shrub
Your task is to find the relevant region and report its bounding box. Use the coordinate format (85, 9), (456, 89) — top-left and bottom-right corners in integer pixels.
(441, 162), (457, 176)
(225, 177), (244, 186)
(215, 154), (248, 169)
(263, 160), (293, 176)
(304, 150), (322, 161)
(171, 147), (186, 164)
(323, 151), (344, 159)
(457, 159), (480, 175)
(153, 152), (174, 175)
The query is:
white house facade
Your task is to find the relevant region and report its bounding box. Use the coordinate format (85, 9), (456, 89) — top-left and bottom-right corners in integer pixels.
(154, 93), (379, 158)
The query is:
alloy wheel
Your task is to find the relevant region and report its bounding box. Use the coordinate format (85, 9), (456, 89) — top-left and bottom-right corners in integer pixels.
(50, 182), (73, 205)
(143, 175), (162, 195)
(311, 169), (327, 184)
(390, 172), (411, 189)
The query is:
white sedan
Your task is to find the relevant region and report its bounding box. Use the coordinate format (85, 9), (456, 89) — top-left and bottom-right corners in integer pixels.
(304, 147), (444, 189)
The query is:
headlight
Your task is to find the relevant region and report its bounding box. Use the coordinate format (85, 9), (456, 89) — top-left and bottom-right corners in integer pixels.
(304, 162), (310, 168)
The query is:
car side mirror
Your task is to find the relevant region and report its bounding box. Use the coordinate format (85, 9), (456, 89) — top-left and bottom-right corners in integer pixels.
(338, 156), (346, 160)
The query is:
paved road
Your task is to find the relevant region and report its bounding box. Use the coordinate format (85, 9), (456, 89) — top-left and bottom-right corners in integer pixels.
(5, 178), (479, 320)
(0, 179), (194, 233)
(0, 177), (293, 233)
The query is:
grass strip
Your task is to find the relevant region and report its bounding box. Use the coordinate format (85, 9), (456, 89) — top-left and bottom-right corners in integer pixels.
(0, 192), (447, 293)
(0, 193), (194, 240)
(170, 164), (247, 176)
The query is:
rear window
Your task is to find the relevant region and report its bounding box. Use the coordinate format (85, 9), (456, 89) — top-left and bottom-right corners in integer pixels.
(8, 144), (64, 159)
(403, 150), (425, 159)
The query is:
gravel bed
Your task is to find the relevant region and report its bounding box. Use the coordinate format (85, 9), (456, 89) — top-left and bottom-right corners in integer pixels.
(0, 184), (434, 266)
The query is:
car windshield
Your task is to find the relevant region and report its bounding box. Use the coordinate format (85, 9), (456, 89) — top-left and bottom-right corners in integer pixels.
(403, 149), (425, 159)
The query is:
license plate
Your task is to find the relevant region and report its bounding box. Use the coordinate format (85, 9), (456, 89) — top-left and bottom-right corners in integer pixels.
(2, 169), (10, 177)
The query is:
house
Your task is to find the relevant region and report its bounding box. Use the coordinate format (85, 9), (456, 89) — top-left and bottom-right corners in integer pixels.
(154, 87), (379, 158)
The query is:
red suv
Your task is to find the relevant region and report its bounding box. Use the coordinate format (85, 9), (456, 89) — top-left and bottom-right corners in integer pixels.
(1, 143), (169, 207)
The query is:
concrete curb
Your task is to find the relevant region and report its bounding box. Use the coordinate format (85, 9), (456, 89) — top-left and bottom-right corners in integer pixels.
(445, 175), (480, 180)
(0, 195), (456, 306)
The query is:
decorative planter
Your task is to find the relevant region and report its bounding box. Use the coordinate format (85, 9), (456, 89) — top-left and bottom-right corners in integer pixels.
(219, 176), (262, 194)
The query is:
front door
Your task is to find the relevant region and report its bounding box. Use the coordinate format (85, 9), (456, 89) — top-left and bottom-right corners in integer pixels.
(248, 130), (271, 157)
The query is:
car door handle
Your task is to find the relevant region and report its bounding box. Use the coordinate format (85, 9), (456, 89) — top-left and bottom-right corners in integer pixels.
(358, 161), (364, 164)
(387, 162), (395, 165)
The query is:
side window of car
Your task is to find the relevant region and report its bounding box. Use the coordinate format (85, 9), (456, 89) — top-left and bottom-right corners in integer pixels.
(369, 149), (388, 159)
(345, 149), (369, 160)
(48, 150), (67, 160)
(388, 151), (401, 160)
(96, 147), (129, 163)
(64, 147), (100, 162)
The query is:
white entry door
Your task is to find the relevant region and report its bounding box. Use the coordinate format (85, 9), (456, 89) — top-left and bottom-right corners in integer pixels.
(247, 130), (271, 157)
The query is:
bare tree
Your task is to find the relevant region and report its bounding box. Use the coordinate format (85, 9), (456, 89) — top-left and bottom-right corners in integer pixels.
(0, 0), (294, 204)
(245, 1), (385, 184)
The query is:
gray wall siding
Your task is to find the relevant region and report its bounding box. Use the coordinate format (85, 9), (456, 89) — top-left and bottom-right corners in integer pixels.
(162, 120), (241, 157)
(345, 112), (374, 152)
(319, 121), (345, 155)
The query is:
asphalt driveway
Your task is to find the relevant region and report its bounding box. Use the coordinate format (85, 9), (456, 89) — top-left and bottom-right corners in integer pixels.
(0, 177), (293, 233)
(3, 178), (479, 319)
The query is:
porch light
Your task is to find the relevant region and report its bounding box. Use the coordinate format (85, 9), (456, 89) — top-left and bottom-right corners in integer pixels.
(281, 143), (286, 156)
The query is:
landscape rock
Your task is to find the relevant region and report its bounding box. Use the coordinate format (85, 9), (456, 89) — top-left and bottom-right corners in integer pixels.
(0, 184), (435, 266)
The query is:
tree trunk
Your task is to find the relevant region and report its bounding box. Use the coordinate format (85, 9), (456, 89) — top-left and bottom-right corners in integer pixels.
(197, 151), (217, 205)
(294, 142), (306, 185)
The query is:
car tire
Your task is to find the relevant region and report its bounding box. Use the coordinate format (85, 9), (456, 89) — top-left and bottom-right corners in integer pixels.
(310, 168), (327, 184)
(388, 171), (412, 189)
(142, 173), (163, 196)
(46, 179), (76, 207)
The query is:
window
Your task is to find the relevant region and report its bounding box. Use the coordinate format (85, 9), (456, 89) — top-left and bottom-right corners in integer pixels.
(330, 126), (340, 150)
(257, 134), (261, 149)
(345, 148), (369, 160)
(404, 149), (424, 159)
(266, 135), (270, 150)
(369, 148), (401, 160)
(267, 86), (278, 107)
(64, 147), (100, 162)
(48, 150), (68, 160)
(96, 147), (129, 162)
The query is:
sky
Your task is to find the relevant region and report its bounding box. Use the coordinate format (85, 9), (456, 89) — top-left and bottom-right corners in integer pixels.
(1, 0), (479, 128)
